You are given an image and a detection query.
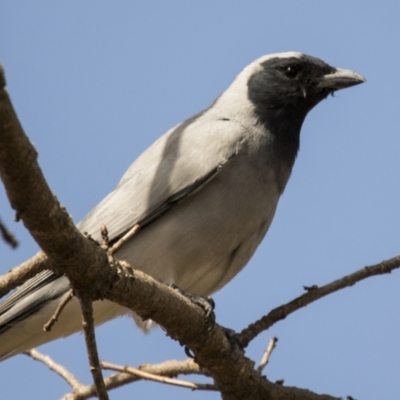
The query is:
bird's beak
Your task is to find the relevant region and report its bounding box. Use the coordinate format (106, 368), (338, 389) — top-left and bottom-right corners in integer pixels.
(318, 68), (366, 91)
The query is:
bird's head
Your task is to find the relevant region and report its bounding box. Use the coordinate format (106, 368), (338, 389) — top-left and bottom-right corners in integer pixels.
(246, 52), (365, 117)
(219, 52), (365, 167)
(220, 52), (365, 136)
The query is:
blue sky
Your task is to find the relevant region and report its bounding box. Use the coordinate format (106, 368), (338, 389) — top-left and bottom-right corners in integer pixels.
(1, 2), (399, 399)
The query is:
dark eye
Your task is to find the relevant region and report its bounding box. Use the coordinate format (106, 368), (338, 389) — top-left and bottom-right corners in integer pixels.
(284, 66), (299, 79)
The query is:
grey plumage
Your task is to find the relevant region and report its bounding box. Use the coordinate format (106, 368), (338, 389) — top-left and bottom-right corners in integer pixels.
(0, 52), (365, 359)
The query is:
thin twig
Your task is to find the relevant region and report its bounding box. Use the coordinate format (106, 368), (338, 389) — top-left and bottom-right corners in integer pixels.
(257, 337), (278, 373)
(239, 255), (400, 347)
(109, 224), (140, 254)
(43, 289), (74, 331)
(100, 224), (109, 247)
(78, 295), (109, 400)
(24, 349), (83, 390)
(101, 361), (216, 391)
(0, 218), (18, 248)
(61, 359), (204, 400)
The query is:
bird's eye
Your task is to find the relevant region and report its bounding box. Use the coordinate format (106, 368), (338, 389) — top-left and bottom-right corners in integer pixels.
(284, 66), (298, 79)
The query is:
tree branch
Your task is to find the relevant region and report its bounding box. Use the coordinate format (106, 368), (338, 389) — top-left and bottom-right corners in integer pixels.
(240, 255), (400, 347)
(0, 218), (18, 248)
(109, 224), (140, 254)
(24, 349), (207, 400)
(78, 295), (109, 400)
(24, 349), (83, 390)
(101, 360), (216, 391)
(257, 337), (278, 373)
(43, 289), (74, 331)
(62, 359), (206, 400)
(0, 251), (50, 299)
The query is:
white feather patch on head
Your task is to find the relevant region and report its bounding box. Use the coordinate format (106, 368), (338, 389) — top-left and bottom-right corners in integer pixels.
(211, 52), (303, 123)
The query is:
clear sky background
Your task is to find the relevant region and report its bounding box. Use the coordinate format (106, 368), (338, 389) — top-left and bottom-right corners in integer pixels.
(1, 2), (399, 399)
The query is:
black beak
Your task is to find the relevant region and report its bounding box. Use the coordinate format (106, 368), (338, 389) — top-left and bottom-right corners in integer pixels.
(318, 68), (366, 91)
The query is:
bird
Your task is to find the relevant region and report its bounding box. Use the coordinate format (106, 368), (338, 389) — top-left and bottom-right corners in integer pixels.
(0, 52), (365, 360)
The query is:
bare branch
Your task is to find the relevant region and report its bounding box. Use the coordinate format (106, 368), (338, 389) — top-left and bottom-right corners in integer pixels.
(43, 289), (74, 332)
(24, 349), (207, 400)
(78, 295), (109, 400)
(101, 361), (216, 391)
(0, 218), (18, 248)
(240, 255), (400, 347)
(136, 358), (205, 377)
(109, 224), (140, 254)
(24, 349), (83, 390)
(257, 337), (278, 373)
(62, 359), (204, 400)
(65, 359), (341, 400)
(0, 251), (50, 299)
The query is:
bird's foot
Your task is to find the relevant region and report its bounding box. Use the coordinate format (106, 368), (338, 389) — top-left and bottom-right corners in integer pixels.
(170, 284), (216, 328)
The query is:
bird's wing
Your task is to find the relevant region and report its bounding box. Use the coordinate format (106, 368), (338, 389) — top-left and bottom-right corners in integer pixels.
(0, 274), (69, 333)
(77, 115), (246, 241)
(0, 115), (247, 323)
(0, 270), (58, 317)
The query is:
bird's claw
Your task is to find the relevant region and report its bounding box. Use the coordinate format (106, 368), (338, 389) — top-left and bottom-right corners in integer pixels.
(170, 284), (216, 330)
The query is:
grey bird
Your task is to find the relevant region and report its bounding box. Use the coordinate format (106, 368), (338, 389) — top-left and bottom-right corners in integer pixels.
(0, 52), (364, 360)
